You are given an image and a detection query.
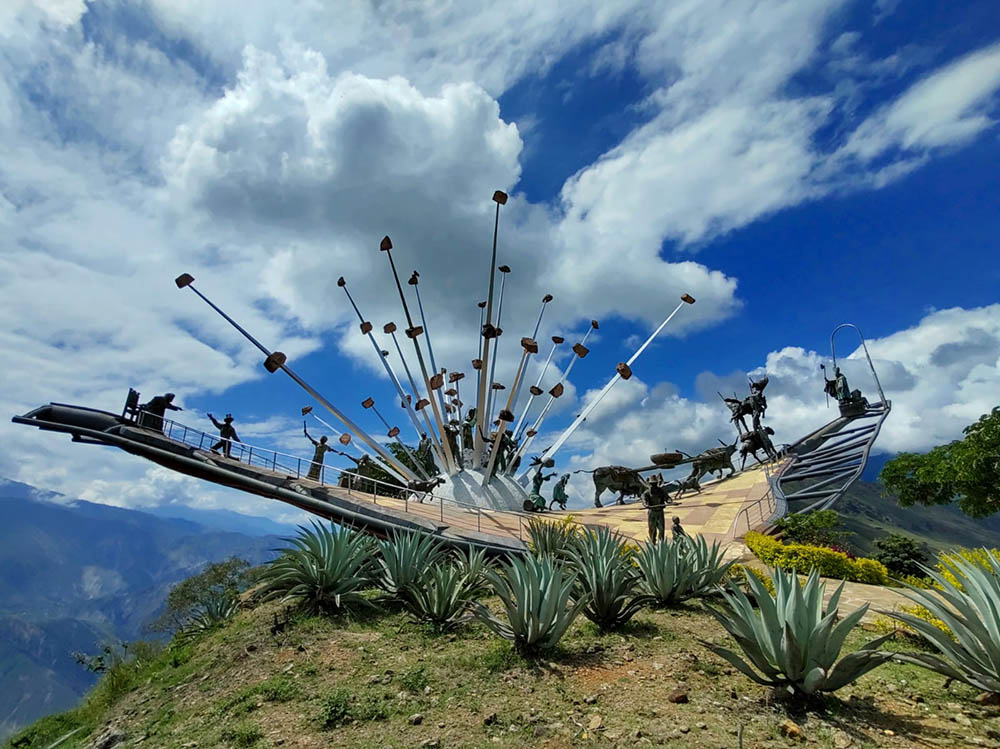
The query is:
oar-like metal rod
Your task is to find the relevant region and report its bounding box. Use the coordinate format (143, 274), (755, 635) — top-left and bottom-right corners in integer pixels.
(473, 191), (508, 466)
(337, 277), (426, 441)
(511, 334), (563, 443)
(534, 294), (695, 470)
(507, 294), (552, 420)
(482, 338), (536, 485)
(363, 397), (429, 480)
(485, 265), (511, 424)
(380, 236), (457, 475)
(477, 301), (486, 361)
(510, 320), (598, 475)
(174, 274), (417, 483)
(387, 323), (446, 469)
(410, 272), (449, 420)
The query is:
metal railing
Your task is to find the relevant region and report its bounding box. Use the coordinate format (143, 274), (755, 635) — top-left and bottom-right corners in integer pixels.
(728, 462), (780, 539)
(139, 416), (556, 546)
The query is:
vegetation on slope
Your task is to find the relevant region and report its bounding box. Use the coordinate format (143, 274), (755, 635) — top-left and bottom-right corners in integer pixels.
(10, 523), (1000, 748)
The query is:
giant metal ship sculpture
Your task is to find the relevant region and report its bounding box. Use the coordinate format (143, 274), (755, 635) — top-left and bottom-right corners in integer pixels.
(13, 191), (891, 553)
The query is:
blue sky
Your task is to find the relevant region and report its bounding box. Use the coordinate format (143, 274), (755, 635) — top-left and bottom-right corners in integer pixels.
(1, 0), (999, 519)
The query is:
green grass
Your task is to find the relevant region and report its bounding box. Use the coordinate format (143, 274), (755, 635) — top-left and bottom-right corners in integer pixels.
(8, 589), (1000, 749)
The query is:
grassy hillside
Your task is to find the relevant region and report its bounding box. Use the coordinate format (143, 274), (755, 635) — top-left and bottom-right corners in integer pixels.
(837, 479), (1000, 557)
(7, 589), (1000, 748)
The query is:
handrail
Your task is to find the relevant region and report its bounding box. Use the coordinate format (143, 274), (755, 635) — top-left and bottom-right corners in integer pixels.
(138, 415), (552, 545)
(729, 463), (779, 539)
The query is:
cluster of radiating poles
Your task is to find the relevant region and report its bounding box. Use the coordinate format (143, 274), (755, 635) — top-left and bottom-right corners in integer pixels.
(175, 190), (694, 491)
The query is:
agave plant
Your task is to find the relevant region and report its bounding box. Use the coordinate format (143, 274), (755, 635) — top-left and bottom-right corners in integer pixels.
(635, 536), (718, 606)
(375, 529), (448, 601)
(404, 563), (477, 630)
(473, 554), (587, 655)
(453, 545), (492, 599)
(701, 567), (894, 695)
(887, 551), (1000, 693)
(179, 591), (240, 639)
(526, 516), (579, 559)
(260, 521), (375, 615)
(567, 525), (654, 631)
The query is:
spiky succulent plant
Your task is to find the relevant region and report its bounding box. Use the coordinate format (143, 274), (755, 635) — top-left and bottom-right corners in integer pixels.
(179, 591), (240, 639)
(887, 551), (1000, 694)
(452, 545), (492, 599)
(375, 529), (448, 601)
(636, 535), (734, 605)
(404, 563), (477, 630)
(567, 525), (653, 631)
(525, 516), (580, 559)
(701, 567), (894, 695)
(473, 554), (587, 655)
(260, 521), (375, 615)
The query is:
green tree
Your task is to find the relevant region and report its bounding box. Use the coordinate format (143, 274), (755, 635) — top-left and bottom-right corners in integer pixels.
(880, 406), (1000, 518)
(149, 557), (254, 633)
(774, 509), (849, 548)
(872, 533), (928, 578)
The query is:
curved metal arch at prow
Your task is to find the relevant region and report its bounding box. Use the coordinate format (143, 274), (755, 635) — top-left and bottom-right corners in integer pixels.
(771, 323), (891, 518)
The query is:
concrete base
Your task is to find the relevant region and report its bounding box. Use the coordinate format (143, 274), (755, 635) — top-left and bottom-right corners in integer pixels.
(425, 468), (529, 511)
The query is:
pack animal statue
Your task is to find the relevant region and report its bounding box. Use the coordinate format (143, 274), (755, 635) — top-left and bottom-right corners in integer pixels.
(720, 393), (765, 433)
(664, 472), (703, 501)
(739, 426), (778, 470)
(678, 442), (738, 486)
(575, 465), (648, 507)
(406, 476), (447, 503)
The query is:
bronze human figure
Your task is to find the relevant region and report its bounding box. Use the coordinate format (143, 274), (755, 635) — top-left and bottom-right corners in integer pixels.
(548, 473), (571, 511)
(641, 474), (668, 542)
(303, 421), (336, 481)
(139, 392), (182, 432)
(207, 413), (240, 458)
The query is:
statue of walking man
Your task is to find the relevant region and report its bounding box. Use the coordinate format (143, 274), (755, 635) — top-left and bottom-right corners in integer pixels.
(642, 474), (667, 542)
(303, 421), (336, 481)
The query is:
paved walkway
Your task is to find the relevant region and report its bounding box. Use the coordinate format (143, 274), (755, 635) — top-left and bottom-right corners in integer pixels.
(566, 463), (774, 543)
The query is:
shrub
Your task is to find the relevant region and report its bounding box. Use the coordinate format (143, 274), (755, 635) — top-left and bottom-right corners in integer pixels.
(936, 547), (1000, 590)
(727, 564), (776, 596)
(260, 522), (375, 615)
(150, 556), (255, 633)
(887, 551), (1000, 693)
(636, 536), (735, 606)
(220, 721), (263, 747)
(567, 526), (653, 631)
(701, 567), (894, 695)
(400, 666), (430, 693)
(318, 689), (351, 727)
(473, 555), (587, 655)
(774, 509), (848, 548)
(74, 641), (163, 706)
(873, 534), (928, 578)
(745, 531), (889, 585)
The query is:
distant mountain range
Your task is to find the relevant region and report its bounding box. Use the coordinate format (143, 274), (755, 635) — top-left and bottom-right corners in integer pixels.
(0, 477), (290, 739)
